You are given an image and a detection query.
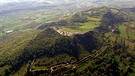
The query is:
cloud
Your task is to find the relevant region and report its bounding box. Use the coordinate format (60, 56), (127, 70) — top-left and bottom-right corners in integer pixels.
(0, 0), (19, 3)
(64, 0), (69, 2)
(0, 0), (45, 3)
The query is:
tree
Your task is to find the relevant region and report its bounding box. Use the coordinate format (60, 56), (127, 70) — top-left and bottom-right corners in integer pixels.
(101, 12), (124, 26)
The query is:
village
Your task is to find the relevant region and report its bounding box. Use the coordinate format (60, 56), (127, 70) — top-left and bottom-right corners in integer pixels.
(51, 27), (79, 36)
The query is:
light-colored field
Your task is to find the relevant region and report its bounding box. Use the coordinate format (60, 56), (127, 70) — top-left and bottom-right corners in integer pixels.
(119, 25), (127, 38)
(59, 21), (100, 34)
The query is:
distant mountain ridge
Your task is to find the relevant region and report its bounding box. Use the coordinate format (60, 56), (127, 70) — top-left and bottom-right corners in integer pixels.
(1, 0), (135, 15)
(1, 0), (135, 4)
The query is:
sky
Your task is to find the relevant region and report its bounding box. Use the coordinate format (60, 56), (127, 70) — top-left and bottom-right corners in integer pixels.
(0, 0), (20, 3)
(0, 0), (134, 4)
(0, 0), (72, 5)
(0, 0), (47, 3)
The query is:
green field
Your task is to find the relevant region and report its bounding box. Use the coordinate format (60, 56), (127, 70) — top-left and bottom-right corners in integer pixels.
(119, 24), (127, 37)
(59, 21), (100, 33)
(58, 16), (100, 34)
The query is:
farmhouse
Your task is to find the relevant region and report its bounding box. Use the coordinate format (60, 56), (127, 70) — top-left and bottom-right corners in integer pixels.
(6, 30), (13, 34)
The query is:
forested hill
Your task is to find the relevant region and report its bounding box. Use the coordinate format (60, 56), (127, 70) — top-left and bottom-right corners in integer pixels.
(0, 27), (103, 76)
(0, 7), (135, 76)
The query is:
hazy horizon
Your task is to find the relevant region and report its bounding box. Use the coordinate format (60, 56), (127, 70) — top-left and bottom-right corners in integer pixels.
(0, 0), (41, 3)
(0, 0), (134, 4)
(0, 0), (70, 3)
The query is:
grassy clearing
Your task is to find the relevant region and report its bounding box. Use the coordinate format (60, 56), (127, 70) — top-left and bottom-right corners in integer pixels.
(109, 36), (116, 42)
(59, 21), (100, 33)
(0, 33), (3, 37)
(128, 73), (135, 76)
(115, 55), (126, 69)
(119, 25), (127, 38)
(77, 22), (99, 30)
(128, 30), (135, 40)
(110, 9), (120, 14)
(77, 60), (92, 72)
(88, 17), (101, 22)
(105, 33), (111, 37)
(128, 42), (134, 50)
(131, 22), (135, 27)
(59, 26), (79, 33)
(31, 66), (47, 70)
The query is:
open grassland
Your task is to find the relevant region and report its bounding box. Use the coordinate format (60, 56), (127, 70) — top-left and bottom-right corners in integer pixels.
(59, 21), (100, 34)
(77, 22), (100, 31)
(119, 24), (127, 38)
(88, 17), (101, 22)
(118, 23), (135, 40)
(58, 16), (100, 34)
